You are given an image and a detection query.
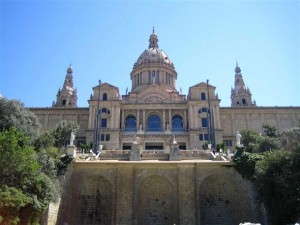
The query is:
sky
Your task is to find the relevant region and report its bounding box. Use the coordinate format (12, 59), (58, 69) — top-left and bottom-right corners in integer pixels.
(0, 0), (299, 108)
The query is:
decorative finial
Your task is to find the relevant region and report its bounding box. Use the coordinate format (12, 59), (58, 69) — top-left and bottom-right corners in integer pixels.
(236, 60), (238, 67)
(153, 26), (155, 34)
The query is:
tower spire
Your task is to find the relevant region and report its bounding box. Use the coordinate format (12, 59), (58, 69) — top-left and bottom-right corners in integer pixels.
(231, 62), (256, 107)
(53, 64), (77, 107)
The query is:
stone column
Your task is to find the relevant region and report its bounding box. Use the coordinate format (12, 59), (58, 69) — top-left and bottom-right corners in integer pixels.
(169, 109), (172, 131)
(163, 109), (166, 130)
(122, 110), (125, 131)
(143, 110), (146, 131)
(193, 106), (197, 128)
(188, 105), (192, 129)
(183, 110), (187, 130)
(137, 109), (140, 130)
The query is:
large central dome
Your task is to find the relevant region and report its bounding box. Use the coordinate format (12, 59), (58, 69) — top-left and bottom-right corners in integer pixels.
(130, 29), (178, 93)
(133, 29), (174, 69)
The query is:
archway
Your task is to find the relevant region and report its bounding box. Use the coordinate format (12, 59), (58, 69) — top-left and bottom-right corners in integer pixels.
(138, 176), (174, 225)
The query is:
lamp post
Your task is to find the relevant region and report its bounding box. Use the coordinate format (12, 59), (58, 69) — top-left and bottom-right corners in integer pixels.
(93, 80), (101, 153)
(206, 79), (215, 148)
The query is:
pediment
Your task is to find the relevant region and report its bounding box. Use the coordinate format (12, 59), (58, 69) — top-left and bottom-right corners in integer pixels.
(137, 85), (171, 100)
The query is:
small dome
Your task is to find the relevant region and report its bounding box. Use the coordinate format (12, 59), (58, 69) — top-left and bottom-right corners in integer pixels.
(135, 48), (172, 67)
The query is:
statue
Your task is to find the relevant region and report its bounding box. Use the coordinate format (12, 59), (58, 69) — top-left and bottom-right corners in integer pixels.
(166, 123), (170, 131)
(172, 135), (177, 144)
(236, 131), (242, 146)
(132, 134), (140, 145)
(139, 123), (143, 131)
(70, 131), (75, 146)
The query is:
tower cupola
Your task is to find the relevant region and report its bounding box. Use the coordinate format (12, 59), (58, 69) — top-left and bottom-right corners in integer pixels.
(231, 62), (256, 107)
(149, 27), (159, 48)
(53, 64), (78, 107)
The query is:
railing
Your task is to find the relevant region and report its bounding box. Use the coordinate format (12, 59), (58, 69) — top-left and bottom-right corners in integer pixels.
(75, 149), (228, 161)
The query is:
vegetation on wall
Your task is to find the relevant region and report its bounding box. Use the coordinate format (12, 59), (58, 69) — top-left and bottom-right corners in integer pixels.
(0, 98), (78, 224)
(233, 123), (300, 225)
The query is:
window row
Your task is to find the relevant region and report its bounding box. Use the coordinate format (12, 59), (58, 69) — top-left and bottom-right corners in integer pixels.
(133, 71), (175, 86)
(124, 114), (184, 132)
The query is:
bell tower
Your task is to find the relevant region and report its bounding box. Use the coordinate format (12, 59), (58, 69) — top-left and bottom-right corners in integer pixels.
(231, 62), (256, 107)
(53, 64), (77, 107)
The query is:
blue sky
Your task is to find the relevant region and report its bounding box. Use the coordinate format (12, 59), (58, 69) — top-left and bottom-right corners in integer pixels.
(1, 0), (299, 107)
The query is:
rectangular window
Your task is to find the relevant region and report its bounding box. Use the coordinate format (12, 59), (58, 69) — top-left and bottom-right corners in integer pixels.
(149, 71), (151, 83)
(199, 133), (208, 141)
(106, 134), (110, 141)
(201, 118), (208, 128)
(204, 134), (208, 140)
(100, 134), (105, 141)
(201, 92), (206, 100)
(199, 134), (203, 141)
(101, 118), (107, 127)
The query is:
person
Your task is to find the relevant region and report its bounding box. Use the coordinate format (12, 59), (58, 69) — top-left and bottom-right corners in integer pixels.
(236, 131), (242, 146)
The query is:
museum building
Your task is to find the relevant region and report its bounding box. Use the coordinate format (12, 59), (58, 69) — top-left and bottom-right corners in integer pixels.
(31, 30), (300, 150)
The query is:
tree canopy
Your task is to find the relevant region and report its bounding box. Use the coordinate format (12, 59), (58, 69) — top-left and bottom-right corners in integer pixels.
(0, 98), (40, 141)
(234, 124), (300, 224)
(0, 128), (59, 224)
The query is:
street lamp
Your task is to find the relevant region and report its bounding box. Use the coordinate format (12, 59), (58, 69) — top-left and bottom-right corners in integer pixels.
(93, 80), (101, 153)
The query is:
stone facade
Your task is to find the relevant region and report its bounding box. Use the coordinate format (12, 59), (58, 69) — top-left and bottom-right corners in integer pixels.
(30, 30), (300, 151)
(55, 161), (263, 225)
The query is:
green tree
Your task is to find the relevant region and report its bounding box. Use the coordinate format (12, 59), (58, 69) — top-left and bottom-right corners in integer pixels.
(53, 120), (79, 148)
(0, 98), (40, 141)
(0, 128), (58, 224)
(256, 145), (300, 224)
(240, 129), (259, 152)
(262, 123), (277, 137)
(234, 126), (300, 224)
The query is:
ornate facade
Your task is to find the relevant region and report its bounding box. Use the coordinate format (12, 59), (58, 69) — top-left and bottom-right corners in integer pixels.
(31, 30), (300, 150)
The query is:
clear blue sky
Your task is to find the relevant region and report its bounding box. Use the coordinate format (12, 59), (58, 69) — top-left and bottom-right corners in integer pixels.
(1, 0), (299, 107)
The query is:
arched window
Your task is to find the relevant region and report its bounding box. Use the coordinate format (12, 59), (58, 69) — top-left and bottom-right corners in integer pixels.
(125, 116), (136, 132)
(103, 93), (108, 101)
(62, 99), (66, 105)
(172, 115), (184, 132)
(201, 93), (206, 100)
(147, 114), (161, 132)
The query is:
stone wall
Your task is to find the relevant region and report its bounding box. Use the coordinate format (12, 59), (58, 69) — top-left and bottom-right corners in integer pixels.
(29, 107), (89, 140)
(55, 161), (264, 225)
